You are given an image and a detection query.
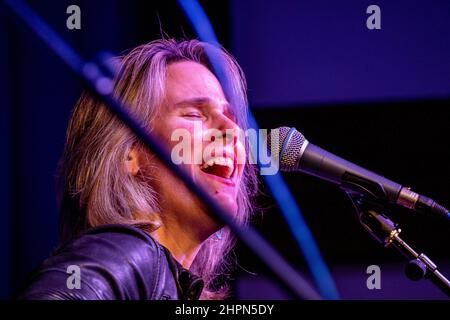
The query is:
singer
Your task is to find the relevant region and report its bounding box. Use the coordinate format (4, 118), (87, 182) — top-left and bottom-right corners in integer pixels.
(19, 39), (258, 300)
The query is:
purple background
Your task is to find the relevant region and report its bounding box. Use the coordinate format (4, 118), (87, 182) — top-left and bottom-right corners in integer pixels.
(231, 0), (450, 107)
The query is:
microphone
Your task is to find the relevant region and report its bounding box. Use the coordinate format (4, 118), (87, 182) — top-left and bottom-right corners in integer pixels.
(268, 127), (449, 220)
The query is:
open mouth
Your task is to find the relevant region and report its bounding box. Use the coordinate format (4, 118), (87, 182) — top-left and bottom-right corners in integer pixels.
(200, 156), (235, 180)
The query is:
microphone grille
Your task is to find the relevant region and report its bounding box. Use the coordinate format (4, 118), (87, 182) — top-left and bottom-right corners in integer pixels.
(268, 127), (307, 171)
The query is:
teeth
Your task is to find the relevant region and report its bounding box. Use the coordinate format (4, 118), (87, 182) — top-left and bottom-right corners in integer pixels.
(201, 157), (234, 172)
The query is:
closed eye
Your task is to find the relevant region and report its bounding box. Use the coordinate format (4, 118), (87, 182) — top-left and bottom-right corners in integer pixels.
(183, 112), (203, 119)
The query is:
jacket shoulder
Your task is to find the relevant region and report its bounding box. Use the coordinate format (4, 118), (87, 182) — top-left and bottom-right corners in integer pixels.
(19, 224), (178, 300)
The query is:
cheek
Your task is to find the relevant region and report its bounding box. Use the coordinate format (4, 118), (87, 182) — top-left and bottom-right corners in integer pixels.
(235, 140), (246, 168)
(157, 118), (197, 147)
(163, 119), (204, 166)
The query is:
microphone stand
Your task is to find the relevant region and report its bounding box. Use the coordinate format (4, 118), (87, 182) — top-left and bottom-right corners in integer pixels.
(346, 191), (450, 297)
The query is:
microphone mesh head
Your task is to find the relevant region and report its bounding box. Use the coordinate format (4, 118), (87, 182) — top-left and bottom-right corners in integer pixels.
(268, 127), (307, 171)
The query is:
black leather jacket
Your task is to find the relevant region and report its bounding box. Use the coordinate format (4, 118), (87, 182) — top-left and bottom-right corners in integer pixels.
(19, 224), (204, 300)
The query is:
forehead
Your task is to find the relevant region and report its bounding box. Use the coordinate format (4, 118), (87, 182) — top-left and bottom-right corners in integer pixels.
(165, 61), (227, 105)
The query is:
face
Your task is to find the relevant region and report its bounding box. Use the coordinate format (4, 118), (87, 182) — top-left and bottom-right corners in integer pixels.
(138, 61), (246, 238)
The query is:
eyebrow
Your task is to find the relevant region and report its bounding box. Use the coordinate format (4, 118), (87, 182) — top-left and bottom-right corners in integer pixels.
(174, 97), (230, 112)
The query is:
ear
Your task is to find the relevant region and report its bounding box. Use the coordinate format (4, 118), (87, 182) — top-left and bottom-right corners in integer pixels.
(125, 148), (140, 176)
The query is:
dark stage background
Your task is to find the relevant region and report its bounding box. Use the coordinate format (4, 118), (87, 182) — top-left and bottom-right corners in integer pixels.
(0, 0), (449, 299)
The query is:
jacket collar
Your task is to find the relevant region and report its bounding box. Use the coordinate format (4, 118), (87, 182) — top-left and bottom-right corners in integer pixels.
(162, 247), (205, 300)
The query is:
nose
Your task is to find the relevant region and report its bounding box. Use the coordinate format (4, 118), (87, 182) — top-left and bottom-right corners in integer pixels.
(212, 111), (239, 145)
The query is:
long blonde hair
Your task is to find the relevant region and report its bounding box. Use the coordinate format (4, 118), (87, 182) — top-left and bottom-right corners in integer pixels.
(58, 39), (258, 299)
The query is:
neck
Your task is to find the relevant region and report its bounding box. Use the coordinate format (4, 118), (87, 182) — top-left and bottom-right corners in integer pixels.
(150, 215), (204, 269)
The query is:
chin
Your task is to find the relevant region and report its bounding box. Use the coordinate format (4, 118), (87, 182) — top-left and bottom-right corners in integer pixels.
(213, 193), (239, 216)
